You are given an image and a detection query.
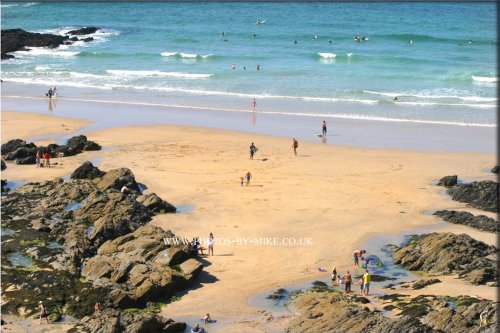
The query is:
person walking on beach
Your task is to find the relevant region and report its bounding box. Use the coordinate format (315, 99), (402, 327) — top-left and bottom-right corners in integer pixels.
(38, 301), (49, 324)
(249, 142), (257, 159)
(322, 120), (327, 136)
(208, 232), (214, 256)
(35, 150), (41, 168)
(245, 171), (252, 186)
(94, 302), (102, 313)
(43, 151), (50, 168)
(344, 271), (352, 293)
(292, 138), (298, 155)
(252, 98), (257, 111)
(363, 269), (371, 296)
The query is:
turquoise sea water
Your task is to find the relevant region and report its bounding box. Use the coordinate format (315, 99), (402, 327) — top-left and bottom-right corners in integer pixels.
(1, 2), (497, 126)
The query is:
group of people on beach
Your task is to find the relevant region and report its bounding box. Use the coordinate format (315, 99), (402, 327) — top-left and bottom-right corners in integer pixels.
(35, 150), (51, 168)
(190, 233), (214, 256)
(329, 248), (374, 295)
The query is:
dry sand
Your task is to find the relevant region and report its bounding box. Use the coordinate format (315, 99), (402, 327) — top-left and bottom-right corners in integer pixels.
(1, 111), (497, 332)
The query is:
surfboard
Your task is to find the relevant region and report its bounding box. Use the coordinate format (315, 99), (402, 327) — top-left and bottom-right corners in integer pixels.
(199, 319), (217, 323)
(314, 133), (323, 138)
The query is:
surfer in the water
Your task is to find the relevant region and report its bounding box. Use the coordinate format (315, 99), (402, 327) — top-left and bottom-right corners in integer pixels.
(294, 40), (298, 44)
(394, 96), (400, 102)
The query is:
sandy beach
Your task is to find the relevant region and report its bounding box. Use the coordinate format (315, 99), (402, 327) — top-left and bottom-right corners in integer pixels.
(1, 109), (496, 332)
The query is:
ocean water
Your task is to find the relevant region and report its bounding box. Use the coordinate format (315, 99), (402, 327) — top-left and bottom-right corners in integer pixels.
(1, 2), (497, 126)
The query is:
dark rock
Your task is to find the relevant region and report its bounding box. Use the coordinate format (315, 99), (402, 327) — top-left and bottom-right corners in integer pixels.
(448, 180), (499, 212)
(1, 159), (6, 170)
(392, 233), (498, 285)
(71, 161), (105, 180)
(69, 36), (79, 41)
(136, 193), (176, 214)
(411, 279), (441, 290)
(66, 27), (99, 36)
(1, 179), (9, 193)
(15, 155), (36, 165)
(70, 309), (186, 333)
(2, 139), (31, 156)
(83, 140), (102, 151)
(96, 168), (140, 193)
(1, 29), (70, 60)
(267, 288), (287, 300)
(437, 175), (457, 187)
(492, 166), (499, 174)
(433, 210), (498, 233)
(82, 37), (94, 42)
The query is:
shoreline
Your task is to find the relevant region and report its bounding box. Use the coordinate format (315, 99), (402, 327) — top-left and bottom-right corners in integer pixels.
(1, 110), (497, 332)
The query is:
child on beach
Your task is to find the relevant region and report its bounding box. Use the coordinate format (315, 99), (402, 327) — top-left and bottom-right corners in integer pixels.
(357, 278), (364, 295)
(337, 275), (344, 286)
(38, 301), (49, 324)
(35, 150), (41, 168)
(245, 171), (252, 186)
(331, 266), (337, 282)
(240, 177), (244, 186)
(207, 233), (214, 256)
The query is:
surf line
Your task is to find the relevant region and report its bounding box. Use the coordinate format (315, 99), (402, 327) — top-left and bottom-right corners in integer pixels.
(3, 95), (496, 128)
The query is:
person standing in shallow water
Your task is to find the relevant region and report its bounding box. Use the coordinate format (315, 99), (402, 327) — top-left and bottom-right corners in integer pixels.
(292, 138), (298, 155)
(344, 271), (352, 293)
(252, 98), (256, 111)
(322, 120), (327, 136)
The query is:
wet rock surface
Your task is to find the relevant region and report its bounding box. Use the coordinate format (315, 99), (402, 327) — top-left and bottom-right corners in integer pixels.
(0, 163), (198, 325)
(447, 180), (499, 213)
(2, 28), (101, 60)
(433, 210), (498, 233)
(1, 136), (101, 164)
(437, 175), (457, 187)
(391, 233), (498, 285)
(491, 166), (499, 174)
(69, 308), (186, 333)
(288, 290), (497, 333)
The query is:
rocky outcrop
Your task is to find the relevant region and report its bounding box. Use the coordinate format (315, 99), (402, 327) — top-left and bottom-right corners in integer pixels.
(288, 289), (497, 333)
(1, 136), (101, 164)
(392, 233), (498, 285)
(433, 210), (498, 233)
(2, 28), (101, 60)
(1, 29), (68, 60)
(71, 161), (105, 180)
(1, 163), (185, 320)
(437, 175), (457, 187)
(82, 225), (196, 307)
(136, 193), (177, 214)
(96, 168), (140, 193)
(399, 279), (441, 290)
(69, 308), (186, 333)
(1, 159), (6, 170)
(448, 181), (499, 213)
(66, 27), (99, 36)
(1, 179), (9, 193)
(491, 166), (499, 174)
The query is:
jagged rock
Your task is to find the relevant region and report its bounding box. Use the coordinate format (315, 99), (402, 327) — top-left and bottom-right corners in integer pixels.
(448, 181), (499, 212)
(82, 37), (94, 42)
(82, 225), (196, 306)
(1, 163), (199, 320)
(54, 135), (101, 157)
(492, 166), (499, 174)
(1, 179), (9, 193)
(437, 175), (457, 187)
(1, 159), (6, 170)
(433, 210), (498, 233)
(71, 161), (105, 180)
(411, 279), (441, 290)
(1, 29), (69, 60)
(96, 168), (140, 193)
(154, 247), (190, 266)
(267, 288), (287, 300)
(392, 233), (498, 285)
(66, 27), (99, 35)
(3, 145), (37, 160)
(70, 309), (186, 333)
(136, 193), (176, 214)
(15, 155), (36, 165)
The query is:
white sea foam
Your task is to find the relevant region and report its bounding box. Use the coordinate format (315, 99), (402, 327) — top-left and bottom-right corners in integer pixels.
(69, 72), (105, 79)
(1, 4), (19, 7)
(318, 52), (336, 58)
(106, 70), (212, 79)
(161, 52), (213, 59)
(22, 2), (40, 7)
(363, 90), (497, 103)
(347, 53), (353, 57)
(13, 47), (80, 57)
(472, 76), (498, 83)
